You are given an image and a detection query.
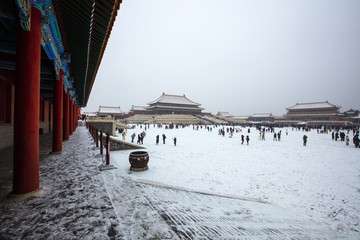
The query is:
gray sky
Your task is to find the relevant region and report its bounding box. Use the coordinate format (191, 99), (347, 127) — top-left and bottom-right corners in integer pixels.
(83, 0), (360, 116)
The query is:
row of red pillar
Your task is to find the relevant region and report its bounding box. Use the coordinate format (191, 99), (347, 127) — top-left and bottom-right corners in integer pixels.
(86, 123), (110, 165)
(52, 71), (79, 153)
(13, 6), (80, 194)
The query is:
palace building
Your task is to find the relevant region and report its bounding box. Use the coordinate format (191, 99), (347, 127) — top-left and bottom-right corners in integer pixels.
(285, 101), (342, 122)
(97, 106), (124, 119)
(147, 93), (204, 115)
(248, 113), (274, 123)
(129, 105), (149, 115)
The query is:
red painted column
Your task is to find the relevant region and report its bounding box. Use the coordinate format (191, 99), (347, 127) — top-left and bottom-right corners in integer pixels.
(63, 89), (69, 140)
(100, 131), (103, 155)
(13, 6), (41, 194)
(52, 69), (63, 152)
(74, 105), (76, 130)
(73, 103), (76, 131)
(69, 97), (73, 135)
(75, 105), (77, 129)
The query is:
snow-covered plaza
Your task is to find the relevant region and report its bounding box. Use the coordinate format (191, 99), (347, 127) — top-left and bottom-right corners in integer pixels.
(1, 124), (359, 239)
(110, 125), (360, 238)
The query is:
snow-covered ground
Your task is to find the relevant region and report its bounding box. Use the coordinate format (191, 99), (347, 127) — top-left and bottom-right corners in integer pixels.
(110, 125), (360, 237)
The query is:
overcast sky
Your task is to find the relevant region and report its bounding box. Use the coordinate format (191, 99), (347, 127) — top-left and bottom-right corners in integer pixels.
(83, 0), (360, 116)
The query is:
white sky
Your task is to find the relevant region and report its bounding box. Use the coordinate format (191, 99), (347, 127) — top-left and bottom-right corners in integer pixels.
(83, 0), (360, 116)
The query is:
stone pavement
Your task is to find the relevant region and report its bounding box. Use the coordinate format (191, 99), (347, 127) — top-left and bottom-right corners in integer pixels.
(0, 126), (347, 239)
(136, 181), (338, 239)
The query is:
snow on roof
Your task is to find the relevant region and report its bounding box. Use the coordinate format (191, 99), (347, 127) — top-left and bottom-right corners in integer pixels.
(83, 112), (97, 116)
(147, 93), (201, 106)
(131, 105), (148, 111)
(286, 101), (340, 110)
(98, 106), (123, 114)
(252, 113), (273, 117)
(147, 105), (204, 110)
(217, 112), (233, 117)
(233, 116), (250, 120)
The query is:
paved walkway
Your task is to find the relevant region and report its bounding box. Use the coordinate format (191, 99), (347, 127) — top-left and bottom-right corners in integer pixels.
(0, 126), (347, 239)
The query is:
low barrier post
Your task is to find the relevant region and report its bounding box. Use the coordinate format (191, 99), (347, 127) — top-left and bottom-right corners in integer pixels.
(100, 131), (103, 155)
(95, 127), (98, 147)
(106, 133), (110, 165)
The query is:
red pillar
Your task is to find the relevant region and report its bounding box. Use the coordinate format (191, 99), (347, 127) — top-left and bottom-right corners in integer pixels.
(52, 69), (63, 152)
(63, 89), (69, 140)
(100, 131), (103, 155)
(69, 97), (73, 135)
(13, 6), (41, 194)
(73, 103), (76, 131)
(74, 105), (76, 130)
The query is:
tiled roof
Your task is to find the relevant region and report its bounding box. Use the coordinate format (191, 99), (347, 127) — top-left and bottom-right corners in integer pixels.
(98, 106), (123, 114)
(147, 105), (204, 110)
(252, 113), (273, 117)
(217, 112), (233, 117)
(148, 93), (201, 106)
(286, 101), (340, 110)
(131, 106), (148, 111)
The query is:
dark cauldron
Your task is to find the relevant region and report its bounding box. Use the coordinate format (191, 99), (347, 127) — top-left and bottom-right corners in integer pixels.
(129, 151), (149, 171)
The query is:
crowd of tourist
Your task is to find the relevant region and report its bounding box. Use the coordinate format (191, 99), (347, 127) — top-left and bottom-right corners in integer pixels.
(119, 124), (360, 148)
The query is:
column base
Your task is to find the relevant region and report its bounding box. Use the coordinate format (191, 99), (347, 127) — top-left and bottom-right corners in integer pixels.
(7, 187), (45, 202)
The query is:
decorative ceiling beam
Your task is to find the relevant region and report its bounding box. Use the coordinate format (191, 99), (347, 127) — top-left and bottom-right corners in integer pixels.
(15, 0), (78, 105)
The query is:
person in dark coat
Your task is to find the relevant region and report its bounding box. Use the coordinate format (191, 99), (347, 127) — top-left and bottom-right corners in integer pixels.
(131, 133), (136, 143)
(246, 135), (250, 145)
(137, 134), (141, 144)
(156, 135), (159, 145)
(173, 137), (177, 146)
(241, 135), (244, 145)
(353, 134), (359, 148)
(162, 134), (166, 144)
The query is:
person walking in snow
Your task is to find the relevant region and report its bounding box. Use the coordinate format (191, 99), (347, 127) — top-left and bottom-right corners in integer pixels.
(345, 135), (349, 146)
(273, 133), (277, 141)
(131, 133), (136, 143)
(137, 134), (141, 144)
(156, 135), (159, 145)
(277, 132), (281, 141)
(121, 130), (126, 141)
(241, 135), (244, 145)
(173, 137), (177, 146)
(353, 134), (359, 148)
(246, 135), (250, 145)
(262, 132), (265, 141)
(303, 135), (308, 146)
(162, 134), (166, 144)
(140, 132), (144, 144)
